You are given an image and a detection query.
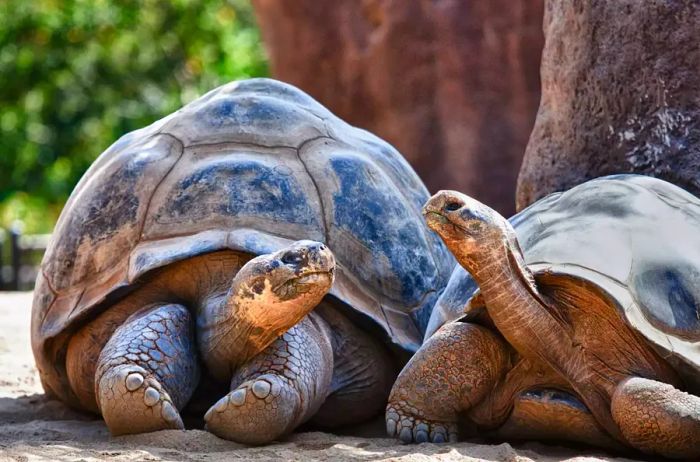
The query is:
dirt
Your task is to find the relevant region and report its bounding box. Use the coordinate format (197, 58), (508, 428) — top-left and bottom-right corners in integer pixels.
(0, 292), (645, 461)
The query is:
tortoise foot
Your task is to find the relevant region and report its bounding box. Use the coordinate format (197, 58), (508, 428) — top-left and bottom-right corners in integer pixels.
(98, 364), (184, 435)
(386, 322), (509, 444)
(205, 373), (300, 444)
(386, 403), (457, 443)
(205, 315), (333, 444)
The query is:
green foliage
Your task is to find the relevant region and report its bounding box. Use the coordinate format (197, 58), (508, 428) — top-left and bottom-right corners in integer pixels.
(0, 0), (268, 233)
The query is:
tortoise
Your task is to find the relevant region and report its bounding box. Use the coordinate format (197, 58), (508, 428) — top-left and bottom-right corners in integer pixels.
(386, 174), (700, 459)
(31, 78), (454, 444)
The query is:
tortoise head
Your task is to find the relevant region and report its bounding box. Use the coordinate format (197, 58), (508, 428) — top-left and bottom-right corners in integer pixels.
(210, 240), (335, 368)
(423, 190), (516, 274)
(233, 240), (336, 306)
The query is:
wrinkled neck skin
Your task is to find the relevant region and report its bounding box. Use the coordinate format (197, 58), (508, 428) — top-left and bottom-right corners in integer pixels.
(445, 227), (565, 360)
(467, 241), (544, 357)
(198, 274), (323, 382)
(447, 228), (624, 439)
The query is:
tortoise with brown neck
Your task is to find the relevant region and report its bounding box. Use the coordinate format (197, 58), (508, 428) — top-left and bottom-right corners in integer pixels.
(386, 175), (700, 459)
(32, 78), (453, 445)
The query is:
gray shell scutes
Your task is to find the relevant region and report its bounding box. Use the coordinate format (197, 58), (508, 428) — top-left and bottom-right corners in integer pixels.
(33, 78), (454, 399)
(427, 175), (700, 391)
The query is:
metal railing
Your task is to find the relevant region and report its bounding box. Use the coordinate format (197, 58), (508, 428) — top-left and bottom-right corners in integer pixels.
(0, 224), (51, 291)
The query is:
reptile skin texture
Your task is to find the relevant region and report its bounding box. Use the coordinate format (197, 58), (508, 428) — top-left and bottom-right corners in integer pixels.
(612, 377), (700, 459)
(95, 304), (200, 435)
(386, 322), (509, 443)
(204, 314), (333, 445)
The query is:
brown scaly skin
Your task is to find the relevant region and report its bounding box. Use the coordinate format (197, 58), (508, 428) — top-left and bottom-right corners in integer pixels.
(387, 319), (616, 447)
(390, 190), (700, 459)
(67, 241), (397, 443)
(387, 321), (510, 443)
(196, 241), (336, 382)
(205, 313), (333, 444)
(204, 302), (396, 445)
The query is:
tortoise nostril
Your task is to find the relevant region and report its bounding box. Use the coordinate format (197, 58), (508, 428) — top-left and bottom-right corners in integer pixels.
(444, 201), (462, 212)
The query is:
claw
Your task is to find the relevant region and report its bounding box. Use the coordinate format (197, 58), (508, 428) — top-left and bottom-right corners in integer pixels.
(386, 418), (397, 437)
(229, 388), (247, 406)
(385, 402), (458, 444)
(251, 380), (271, 399)
(399, 426), (413, 443)
(415, 429), (428, 443)
(143, 387), (160, 407)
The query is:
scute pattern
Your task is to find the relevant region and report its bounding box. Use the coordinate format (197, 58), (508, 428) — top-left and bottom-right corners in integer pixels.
(42, 134), (183, 291)
(162, 156), (320, 228)
(427, 174), (700, 390)
(32, 78), (454, 405)
(329, 155), (436, 304)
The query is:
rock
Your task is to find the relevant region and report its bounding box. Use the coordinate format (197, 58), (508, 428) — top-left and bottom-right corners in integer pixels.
(517, 0), (700, 210)
(253, 0), (544, 215)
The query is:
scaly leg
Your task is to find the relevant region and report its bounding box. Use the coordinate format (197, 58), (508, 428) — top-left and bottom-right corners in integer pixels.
(310, 304), (398, 427)
(95, 303), (200, 435)
(611, 377), (700, 459)
(204, 313), (333, 444)
(386, 321), (510, 443)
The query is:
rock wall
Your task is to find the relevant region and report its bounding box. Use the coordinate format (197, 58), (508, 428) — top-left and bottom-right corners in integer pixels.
(253, 0), (544, 215)
(517, 0), (700, 210)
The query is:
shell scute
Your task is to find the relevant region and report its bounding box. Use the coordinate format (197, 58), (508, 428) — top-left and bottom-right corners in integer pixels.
(428, 175), (700, 385)
(33, 79), (455, 403)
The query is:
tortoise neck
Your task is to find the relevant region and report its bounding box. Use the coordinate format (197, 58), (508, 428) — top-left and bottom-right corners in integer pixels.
(466, 239), (576, 370)
(466, 238), (624, 439)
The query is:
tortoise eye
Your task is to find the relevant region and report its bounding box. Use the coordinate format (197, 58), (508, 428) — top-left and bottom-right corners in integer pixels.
(281, 252), (303, 265)
(444, 202), (462, 212)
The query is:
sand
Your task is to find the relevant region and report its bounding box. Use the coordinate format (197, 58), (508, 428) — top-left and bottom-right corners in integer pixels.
(0, 291), (646, 462)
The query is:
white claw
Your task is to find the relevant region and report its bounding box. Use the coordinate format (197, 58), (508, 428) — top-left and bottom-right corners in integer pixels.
(161, 401), (179, 423)
(251, 380), (271, 399)
(386, 418), (397, 436)
(143, 387), (160, 407)
(213, 396), (230, 413)
(229, 388), (247, 407)
(125, 373), (144, 391)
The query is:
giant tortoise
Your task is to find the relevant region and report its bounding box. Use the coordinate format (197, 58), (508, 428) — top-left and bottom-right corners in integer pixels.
(31, 78), (454, 444)
(386, 174), (700, 459)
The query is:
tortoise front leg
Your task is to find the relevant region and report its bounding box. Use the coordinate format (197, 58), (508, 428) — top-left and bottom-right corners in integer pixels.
(386, 321), (510, 443)
(611, 377), (700, 459)
(95, 303), (200, 435)
(204, 313), (333, 444)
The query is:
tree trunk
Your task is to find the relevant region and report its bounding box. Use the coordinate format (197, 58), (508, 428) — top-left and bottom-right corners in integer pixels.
(253, 0), (544, 215)
(517, 0), (700, 211)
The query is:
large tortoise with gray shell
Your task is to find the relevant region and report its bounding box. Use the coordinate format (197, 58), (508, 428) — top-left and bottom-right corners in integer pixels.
(388, 175), (700, 459)
(31, 78), (453, 444)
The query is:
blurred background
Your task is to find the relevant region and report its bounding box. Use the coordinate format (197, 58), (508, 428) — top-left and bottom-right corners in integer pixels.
(1, 0), (544, 289)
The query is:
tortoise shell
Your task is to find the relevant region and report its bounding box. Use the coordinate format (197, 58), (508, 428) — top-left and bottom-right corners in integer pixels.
(32, 78), (454, 398)
(427, 174), (700, 391)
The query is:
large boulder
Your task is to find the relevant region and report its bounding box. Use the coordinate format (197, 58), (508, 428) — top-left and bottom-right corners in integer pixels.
(253, 0), (544, 215)
(517, 0), (700, 210)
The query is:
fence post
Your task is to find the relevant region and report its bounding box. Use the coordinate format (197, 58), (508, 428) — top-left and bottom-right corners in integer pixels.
(0, 230), (4, 290)
(9, 224), (21, 291)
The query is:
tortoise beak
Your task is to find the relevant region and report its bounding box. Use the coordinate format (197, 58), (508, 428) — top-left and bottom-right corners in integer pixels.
(423, 191), (456, 230)
(423, 210), (449, 232)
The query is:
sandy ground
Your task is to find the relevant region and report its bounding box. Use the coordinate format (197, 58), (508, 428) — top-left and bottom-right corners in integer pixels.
(0, 291), (647, 462)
